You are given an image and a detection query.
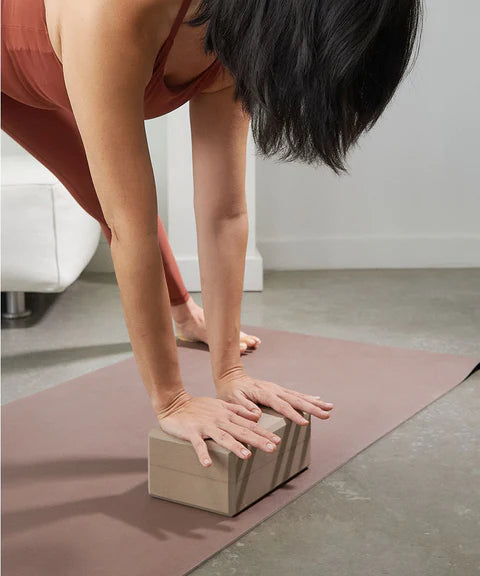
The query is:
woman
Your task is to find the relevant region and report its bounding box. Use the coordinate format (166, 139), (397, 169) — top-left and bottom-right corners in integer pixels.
(1, 0), (422, 467)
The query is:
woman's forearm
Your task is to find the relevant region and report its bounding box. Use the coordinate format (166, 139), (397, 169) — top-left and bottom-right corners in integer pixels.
(195, 212), (249, 383)
(110, 229), (185, 413)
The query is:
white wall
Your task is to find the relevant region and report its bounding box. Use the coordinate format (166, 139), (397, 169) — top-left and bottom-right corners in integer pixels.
(1, 132), (25, 155)
(3, 0), (479, 275)
(256, 0), (480, 269)
(1, 107), (263, 289)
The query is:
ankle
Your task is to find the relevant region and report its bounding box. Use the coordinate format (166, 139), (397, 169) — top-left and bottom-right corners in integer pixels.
(171, 295), (198, 323)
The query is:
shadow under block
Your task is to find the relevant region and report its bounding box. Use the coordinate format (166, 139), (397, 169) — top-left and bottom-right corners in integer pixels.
(148, 406), (311, 516)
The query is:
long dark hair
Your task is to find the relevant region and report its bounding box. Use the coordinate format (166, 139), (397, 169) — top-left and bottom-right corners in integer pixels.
(187, 0), (424, 174)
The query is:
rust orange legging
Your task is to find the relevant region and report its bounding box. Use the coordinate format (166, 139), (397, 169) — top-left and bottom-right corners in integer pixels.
(1, 92), (190, 306)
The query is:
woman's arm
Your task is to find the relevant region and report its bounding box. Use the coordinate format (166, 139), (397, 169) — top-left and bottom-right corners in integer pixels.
(189, 83), (251, 384)
(189, 81), (335, 425)
(60, 1), (185, 413)
(55, 1), (294, 466)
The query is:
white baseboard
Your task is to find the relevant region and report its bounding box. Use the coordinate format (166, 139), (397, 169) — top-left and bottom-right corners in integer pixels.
(175, 249), (264, 292)
(85, 239), (264, 291)
(86, 233), (479, 277)
(257, 234), (480, 270)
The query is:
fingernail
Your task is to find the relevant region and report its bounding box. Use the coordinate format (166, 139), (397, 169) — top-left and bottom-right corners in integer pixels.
(241, 448), (251, 457)
(203, 458), (211, 466)
(272, 436), (281, 444)
(266, 443), (275, 451)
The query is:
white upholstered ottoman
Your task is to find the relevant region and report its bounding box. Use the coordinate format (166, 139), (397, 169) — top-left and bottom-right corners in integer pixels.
(1, 154), (101, 318)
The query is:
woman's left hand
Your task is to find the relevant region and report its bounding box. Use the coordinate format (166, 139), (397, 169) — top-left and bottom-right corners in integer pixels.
(215, 370), (334, 425)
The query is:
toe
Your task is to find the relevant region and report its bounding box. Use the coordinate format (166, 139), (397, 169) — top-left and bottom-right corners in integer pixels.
(243, 338), (257, 349)
(240, 331), (262, 348)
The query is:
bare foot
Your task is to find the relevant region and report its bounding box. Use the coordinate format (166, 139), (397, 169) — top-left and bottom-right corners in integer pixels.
(171, 295), (261, 353)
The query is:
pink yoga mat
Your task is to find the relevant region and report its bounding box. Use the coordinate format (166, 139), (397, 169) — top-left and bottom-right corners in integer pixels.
(2, 326), (479, 576)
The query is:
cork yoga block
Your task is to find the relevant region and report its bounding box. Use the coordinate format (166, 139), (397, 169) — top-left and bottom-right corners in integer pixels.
(148, 406), (311, 516)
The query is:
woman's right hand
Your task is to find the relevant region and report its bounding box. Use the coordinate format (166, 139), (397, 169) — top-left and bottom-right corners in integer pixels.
(155, 390), (282, 468)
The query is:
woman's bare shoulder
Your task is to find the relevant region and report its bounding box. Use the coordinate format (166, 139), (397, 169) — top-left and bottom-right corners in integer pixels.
(48, 0), (171, 74)
(54, 0), (170, 17)
(52, 0), (170, 49)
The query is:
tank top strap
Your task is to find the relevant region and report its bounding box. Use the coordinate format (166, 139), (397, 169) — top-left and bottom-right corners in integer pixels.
(165, 0), (192, 48)
(153, 0), (192, 71)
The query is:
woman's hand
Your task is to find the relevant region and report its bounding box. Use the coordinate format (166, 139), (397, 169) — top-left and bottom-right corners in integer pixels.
(155, 390), (282, 468)
(215, 370), (334, 426)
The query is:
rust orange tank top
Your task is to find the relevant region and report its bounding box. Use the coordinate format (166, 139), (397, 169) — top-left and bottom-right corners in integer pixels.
(1, 0), (223, 119)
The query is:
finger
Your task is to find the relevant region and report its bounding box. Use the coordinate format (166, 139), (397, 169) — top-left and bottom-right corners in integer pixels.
(190, 434), (213, 468)
(206, 426), (252, 460)
(278, 392), (331, 420)
(230, 392), (263, 419)
(262, 394), (311, 426)
(219, 420), (279, 454)
(229, 413), (282, 446)
(283, 389), (334, 411)
(225, 401), (262, 422)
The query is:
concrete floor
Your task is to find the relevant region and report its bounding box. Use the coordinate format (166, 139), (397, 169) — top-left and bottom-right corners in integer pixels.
(2, 269), (480, 575)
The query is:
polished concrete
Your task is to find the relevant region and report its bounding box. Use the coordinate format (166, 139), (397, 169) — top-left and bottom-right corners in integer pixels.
(2, 269), (479, 575)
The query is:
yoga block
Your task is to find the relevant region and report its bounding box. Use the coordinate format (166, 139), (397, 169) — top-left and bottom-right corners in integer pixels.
(148, 406), (311, 516)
